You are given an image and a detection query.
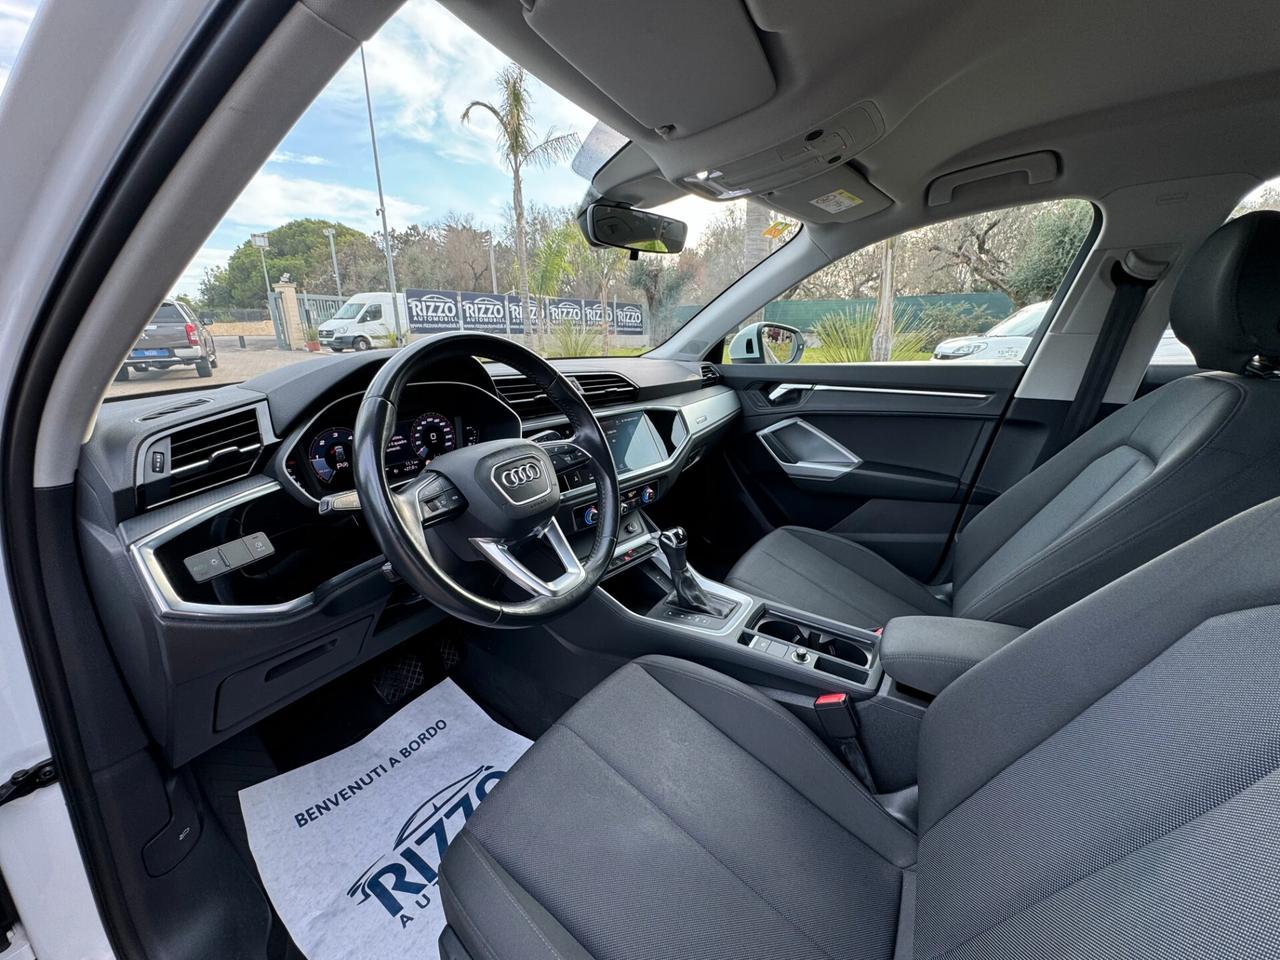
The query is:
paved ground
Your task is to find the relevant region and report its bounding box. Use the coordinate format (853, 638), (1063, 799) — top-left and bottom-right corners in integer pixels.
(105, 337), (341, 398)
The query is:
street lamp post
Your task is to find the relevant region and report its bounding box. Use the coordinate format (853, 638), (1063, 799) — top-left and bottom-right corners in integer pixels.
(322, 227), (342, 298)
(360, 45), (404, 347)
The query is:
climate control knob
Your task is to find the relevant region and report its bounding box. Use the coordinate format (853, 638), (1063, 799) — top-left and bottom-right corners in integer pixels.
(582, 505), (599, 527)
(640, 485), (657, 504)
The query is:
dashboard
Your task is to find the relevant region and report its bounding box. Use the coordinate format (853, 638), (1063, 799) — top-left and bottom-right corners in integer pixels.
(280, 381), (521, 499)
(78, 352), (741, 765)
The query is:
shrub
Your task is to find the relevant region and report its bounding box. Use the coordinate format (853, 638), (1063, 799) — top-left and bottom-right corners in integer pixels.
(808, 302), (937, 362)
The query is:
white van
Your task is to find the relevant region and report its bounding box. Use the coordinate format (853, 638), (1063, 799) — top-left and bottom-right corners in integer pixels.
(317, 292), (408, 351)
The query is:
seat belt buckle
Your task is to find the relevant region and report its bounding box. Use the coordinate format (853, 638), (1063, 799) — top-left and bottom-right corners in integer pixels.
(814, 692), (860, 740)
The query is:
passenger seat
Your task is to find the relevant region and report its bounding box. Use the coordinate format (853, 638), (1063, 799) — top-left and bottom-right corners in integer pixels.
(727, 210), (1280, 628)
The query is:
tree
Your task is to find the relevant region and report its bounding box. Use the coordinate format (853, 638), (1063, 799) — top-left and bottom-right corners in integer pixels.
(198, 219), (375, 308)
(463, 64), (580, 351)
(1006, 201), (1094, 304)
(871, 237), (897, 361)
(627, 257), (698, 345)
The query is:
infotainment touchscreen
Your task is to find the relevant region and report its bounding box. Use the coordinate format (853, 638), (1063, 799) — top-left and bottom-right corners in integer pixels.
(602, 411), (666, 473)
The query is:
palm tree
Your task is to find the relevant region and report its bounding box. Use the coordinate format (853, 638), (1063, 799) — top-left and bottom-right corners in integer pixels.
(463, 65), (579, 352)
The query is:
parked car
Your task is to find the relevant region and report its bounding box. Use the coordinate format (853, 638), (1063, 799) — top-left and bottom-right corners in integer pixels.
(318, 292), (408, 351)
(932, 300), (1050, 361)
(115, 299), (217, 380)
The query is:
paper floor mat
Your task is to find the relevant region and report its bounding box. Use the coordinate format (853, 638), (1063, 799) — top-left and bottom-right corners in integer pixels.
(240, 678), (531, 959)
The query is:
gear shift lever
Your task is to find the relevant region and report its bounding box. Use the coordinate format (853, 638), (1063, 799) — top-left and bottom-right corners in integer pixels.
(659, 527), (732, 618)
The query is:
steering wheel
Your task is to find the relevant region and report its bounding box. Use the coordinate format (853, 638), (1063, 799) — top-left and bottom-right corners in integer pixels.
(353, 332), (621, 627)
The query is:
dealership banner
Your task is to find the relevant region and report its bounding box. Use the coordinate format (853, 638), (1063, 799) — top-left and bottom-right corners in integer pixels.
(405, 290), (460, 334)
(407, 289), (643, 335)
(459, 291), (519, 334)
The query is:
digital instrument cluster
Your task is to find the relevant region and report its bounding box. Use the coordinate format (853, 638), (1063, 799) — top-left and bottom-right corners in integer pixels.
(283, 382), (519, 499)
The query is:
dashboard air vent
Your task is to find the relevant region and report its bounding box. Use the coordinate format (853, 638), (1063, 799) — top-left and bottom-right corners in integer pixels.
(494, 372), (638, 420)
(165, 409), (263, 501)
(492, 376), (559, 420)
(568, 372), (638, 407)
(137, 396), (212, 421)
(700, 363), (721, 387)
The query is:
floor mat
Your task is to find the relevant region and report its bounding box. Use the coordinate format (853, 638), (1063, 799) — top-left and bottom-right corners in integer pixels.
(239, 678), (531, 959)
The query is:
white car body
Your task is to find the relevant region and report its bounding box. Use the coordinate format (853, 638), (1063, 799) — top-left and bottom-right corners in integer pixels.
(932, 301), (1050, 362)
(316, 292), (408, 351)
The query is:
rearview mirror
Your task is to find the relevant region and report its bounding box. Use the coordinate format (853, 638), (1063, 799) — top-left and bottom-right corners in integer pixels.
(728, 322), (805, 364)
(580, 201), (687, 254)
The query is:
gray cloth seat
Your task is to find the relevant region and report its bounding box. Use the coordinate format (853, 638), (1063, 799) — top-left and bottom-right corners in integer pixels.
(441, 495), (1280, 959)
(728, 210), (1280, 629)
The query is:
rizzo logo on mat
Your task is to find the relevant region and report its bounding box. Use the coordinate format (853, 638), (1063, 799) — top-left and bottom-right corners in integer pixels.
(346, 764), (508, 929)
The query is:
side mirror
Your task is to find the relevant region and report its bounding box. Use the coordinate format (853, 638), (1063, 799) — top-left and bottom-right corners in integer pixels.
(198, 316), (213, 327)
(580, 201), (687, 254)
(728, 322), (805, 364)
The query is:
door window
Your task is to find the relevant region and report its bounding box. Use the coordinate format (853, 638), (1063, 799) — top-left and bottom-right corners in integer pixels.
(361, 304), (382, 324)
(726, 199), (1095, 364)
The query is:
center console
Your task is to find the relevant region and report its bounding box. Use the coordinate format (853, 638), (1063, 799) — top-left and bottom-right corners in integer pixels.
(591, 518), (883, 697)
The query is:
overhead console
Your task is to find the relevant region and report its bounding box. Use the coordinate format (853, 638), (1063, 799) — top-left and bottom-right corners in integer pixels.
(524, 0), (776, 138)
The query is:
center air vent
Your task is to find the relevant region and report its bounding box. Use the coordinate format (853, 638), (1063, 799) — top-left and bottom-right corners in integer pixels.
(493, 372), (638, 421)
(493, 376), (558, 420)
(569, 372), (638, 406)
(139, 408), (264, 508)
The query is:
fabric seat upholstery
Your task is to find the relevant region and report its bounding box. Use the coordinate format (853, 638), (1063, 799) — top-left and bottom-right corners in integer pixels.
(728, 211), (1280, 629)
(441, 496), (1280, 959)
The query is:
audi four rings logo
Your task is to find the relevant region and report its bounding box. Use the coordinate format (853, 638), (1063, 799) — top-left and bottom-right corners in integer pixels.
(500, 461), (543, 488)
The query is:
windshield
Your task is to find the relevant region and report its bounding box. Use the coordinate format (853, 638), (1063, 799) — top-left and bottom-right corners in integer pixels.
(102, 0), (793, 399)
(986, 302), (1050, 337)
(329, 301), (365, 321)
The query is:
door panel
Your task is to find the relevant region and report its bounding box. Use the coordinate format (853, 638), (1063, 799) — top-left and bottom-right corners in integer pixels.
(718, 363), (1024, 580)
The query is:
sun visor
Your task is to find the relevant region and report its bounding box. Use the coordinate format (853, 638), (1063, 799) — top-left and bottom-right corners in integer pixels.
(765, 165), (892, 224)
(523, 0), (776, 137)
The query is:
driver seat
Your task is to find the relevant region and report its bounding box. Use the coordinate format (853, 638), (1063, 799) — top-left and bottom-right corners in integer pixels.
(439, 495), (1280, 959)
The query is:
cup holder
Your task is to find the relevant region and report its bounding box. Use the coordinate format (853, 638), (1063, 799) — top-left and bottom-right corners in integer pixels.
(755, 618), (809, 645)
(751, 614), (873, 669)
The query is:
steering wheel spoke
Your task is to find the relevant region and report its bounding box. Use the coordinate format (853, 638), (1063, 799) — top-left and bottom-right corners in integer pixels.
(470, 518), (586, 598)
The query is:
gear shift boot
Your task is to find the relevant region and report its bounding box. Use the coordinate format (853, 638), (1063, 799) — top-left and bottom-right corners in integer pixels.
(658, 527), (734, 619)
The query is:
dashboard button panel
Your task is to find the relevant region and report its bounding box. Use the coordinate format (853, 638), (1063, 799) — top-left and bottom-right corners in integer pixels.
(184, 531), (275, 583)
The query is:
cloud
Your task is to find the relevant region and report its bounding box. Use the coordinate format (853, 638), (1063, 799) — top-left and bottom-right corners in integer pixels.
(269, 151), (333, 167)
(321, 1), (597, 173)
(173, 246), (234, 298)
(222, 171), (428, 233)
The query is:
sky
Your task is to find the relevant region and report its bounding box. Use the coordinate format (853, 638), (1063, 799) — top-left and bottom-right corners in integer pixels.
(0, 0), (719, 298)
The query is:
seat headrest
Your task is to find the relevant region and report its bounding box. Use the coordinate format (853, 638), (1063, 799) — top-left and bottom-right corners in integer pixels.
(1170, 210), (1280, 373)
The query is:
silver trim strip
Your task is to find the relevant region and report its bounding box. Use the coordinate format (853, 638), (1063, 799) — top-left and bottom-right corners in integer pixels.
(768, 382), (989, 401)
(757, 417), (863, 481)
(129, 480), (338, 618)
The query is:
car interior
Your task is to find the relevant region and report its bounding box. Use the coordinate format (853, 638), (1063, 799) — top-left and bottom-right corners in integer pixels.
(8, 0), (1280, 957)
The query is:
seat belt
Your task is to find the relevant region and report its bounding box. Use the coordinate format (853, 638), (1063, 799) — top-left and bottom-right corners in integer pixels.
(1048, 254), (1163, 457)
